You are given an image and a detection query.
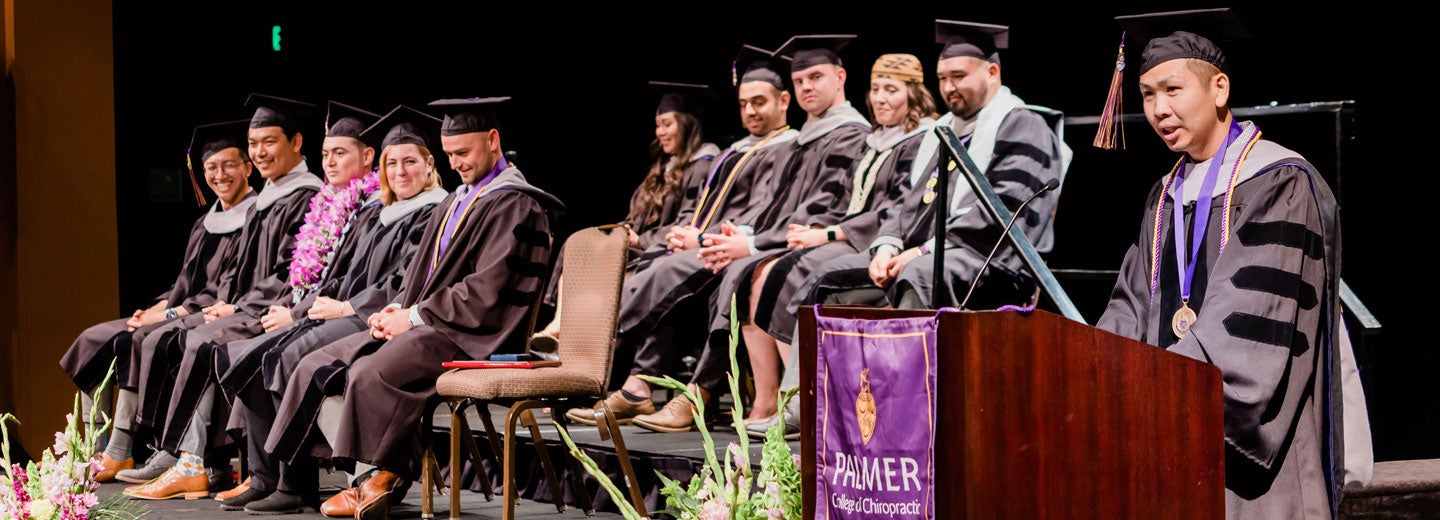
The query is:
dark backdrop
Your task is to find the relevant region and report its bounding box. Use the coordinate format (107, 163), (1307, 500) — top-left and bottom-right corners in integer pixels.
(113, 2), (1429, 460)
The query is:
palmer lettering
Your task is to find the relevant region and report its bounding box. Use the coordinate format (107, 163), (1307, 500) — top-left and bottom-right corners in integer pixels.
(831, 452), (923, 491)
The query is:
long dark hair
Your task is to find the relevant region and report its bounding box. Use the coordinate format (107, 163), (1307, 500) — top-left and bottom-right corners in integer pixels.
(626, 111), (703, 227)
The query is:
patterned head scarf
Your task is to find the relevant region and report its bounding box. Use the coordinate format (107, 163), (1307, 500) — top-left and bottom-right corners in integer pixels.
(871, 53), (924, 84)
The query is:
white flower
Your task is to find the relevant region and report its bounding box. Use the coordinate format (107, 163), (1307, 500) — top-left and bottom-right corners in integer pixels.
(41, 466), (76, 500)
(28, 498), (57, 519)
(52, 430), (71, 456)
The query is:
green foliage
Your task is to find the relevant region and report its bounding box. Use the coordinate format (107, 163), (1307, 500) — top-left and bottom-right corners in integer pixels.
(565, 295), (803, 519)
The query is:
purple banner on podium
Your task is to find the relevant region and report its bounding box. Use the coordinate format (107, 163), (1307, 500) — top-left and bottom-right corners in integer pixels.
(815, 311), (938, 519)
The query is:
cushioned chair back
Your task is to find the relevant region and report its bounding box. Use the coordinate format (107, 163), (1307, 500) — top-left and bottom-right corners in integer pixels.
(555, 225), (629, 394)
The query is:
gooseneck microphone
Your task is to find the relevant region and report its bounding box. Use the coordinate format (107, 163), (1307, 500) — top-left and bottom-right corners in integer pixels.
(958, 178), (1060, 310)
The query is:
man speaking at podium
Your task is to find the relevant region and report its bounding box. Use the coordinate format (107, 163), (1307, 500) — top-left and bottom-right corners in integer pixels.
(1095, 9), (1344, 519)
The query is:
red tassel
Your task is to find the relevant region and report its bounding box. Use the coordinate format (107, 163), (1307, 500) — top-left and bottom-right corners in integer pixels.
(1093, 33), (1127, 150)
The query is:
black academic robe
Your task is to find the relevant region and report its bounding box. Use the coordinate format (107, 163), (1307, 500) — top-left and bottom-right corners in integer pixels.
(613, 129), (798, 379)
(693, 108), (870, 392)
(218, 188), (444, 404)
(1097, 126), (1341, 519)
(215, 188), (444, 491)
(131, 171), (320, 435)
(60, 195), (255, 392)
(888, 107), (1065, 309)
(265, 167), (562, 476)
(153, 175), (379, 452)
(754, 128), (927, 344)
(622, 144), (720, 275)
(798, 107), (1066, 313)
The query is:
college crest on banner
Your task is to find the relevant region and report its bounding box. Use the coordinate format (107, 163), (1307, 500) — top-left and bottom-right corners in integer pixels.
(815, 311), (938, 519)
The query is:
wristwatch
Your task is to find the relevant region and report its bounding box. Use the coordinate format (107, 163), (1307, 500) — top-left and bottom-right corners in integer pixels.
(165, 308), (178, 320)
(826, 226), (837, 241)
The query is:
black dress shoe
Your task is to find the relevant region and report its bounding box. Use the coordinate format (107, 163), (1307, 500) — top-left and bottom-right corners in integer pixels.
(244, 491), (308, 515)
(219, 487), (272, 511)
(208, 465), (237, 493)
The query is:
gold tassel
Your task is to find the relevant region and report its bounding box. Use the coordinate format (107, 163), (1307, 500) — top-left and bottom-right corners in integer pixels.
(185, 154), (208, 207)
(1093, 33), (1127, 150)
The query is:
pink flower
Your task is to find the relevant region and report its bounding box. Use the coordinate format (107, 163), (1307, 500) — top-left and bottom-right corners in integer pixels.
(286, 171), (380, 295)
(727, 443), (748, 469)
(698, 500), (730, 520)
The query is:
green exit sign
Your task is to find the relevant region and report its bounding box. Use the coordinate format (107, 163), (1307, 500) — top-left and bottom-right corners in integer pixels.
(271, 25), (282, 51)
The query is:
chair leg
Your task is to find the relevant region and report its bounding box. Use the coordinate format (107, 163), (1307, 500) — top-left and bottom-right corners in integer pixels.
(236, 445), (246, 483)
(454, 402), (494, 502)
(520, 408), (566, 513)
(420, 442), (435, 520)
(418, 401), (442, 520)
(478, 405), (506, 475)
(447, 399), (470, 519)
(504, 400), (547, 520)
(598, 402), (648, 518)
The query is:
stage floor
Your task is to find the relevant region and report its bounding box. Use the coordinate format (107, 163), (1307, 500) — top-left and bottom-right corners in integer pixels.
(96, 401), (798, 518)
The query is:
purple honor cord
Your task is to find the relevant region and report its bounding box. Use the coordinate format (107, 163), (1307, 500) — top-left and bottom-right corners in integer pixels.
(430, 156), (510, 280)
(1171, 121), (1241, 302)
(702, 148), (735, 194)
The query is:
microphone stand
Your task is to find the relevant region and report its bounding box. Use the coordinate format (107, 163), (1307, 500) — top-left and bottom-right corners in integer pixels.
(931, 125), (1085, 323)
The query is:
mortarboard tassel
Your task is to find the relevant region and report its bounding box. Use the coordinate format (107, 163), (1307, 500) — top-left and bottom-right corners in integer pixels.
(185, 154), (208, 207)
(1093, 32), (1127, 150)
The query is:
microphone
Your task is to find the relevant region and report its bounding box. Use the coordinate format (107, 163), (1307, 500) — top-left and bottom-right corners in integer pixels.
(958, 178), (1060, 310)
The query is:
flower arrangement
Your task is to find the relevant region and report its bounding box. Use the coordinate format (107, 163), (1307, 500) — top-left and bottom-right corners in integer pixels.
(1, 364), (145, 520)
(554, 297), (802, 519)
(288, 170), (381, 298)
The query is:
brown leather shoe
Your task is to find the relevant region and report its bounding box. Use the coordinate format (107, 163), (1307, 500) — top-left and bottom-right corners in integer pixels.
(93, 453), (134, 483)
(355, 470), (402, 520)
(318, 487), (359, 518)
(123, 466), (209, 500)
(214, 476), (251, 501)
(632, 394), (700, 433)
(565, 391), (655, 426)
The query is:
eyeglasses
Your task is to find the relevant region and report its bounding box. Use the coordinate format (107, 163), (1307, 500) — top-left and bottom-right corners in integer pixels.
(204, 161), (246, 175)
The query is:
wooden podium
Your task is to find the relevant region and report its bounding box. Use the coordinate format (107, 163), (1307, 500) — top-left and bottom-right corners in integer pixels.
(799, 306), (1225, 519)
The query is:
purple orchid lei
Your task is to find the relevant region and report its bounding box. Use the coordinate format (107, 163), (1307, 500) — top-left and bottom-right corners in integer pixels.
(287, 170), (380, 297)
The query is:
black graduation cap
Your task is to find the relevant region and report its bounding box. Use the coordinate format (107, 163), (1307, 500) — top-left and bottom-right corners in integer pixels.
(650, 81), (709, 119)
(934, 19), (1009, 63)
(245, 93), (317, 133)
(427, 96), (509, 136)
(774, 34), (856, 72)
(361, 105), (442, 151)
(185, 119), (251, 206)
(732, 44), (785, 90)
(1115, 8), (1250, 75)
(325, 101), (381, 147)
